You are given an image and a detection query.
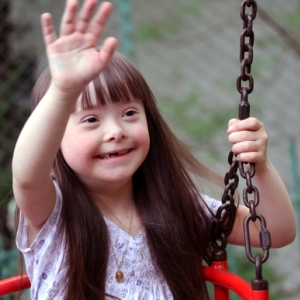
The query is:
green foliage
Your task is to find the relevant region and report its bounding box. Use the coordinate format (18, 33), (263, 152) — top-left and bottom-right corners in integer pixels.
(0, 237), (18, 279)
(158, 91), (237, 141)
(272, 11), (300, 30)
(256, 35), (281, 48)
(0, 62), (31, 204)
(134, 0), (203, 43)
(176, 0), (202, 15)
(134, 20), (181, 43)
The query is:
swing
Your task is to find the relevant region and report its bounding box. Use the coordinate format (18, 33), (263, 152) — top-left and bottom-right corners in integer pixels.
(203, 1), (270, 298)
(0, 0), (271, 298)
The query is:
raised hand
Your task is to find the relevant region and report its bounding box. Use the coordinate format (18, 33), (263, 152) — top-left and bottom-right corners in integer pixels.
(227, 117), (268, 170)
(41, 0), (117, 95)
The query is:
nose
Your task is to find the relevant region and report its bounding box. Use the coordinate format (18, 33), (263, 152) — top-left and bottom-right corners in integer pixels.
(102, 119), (127, 142)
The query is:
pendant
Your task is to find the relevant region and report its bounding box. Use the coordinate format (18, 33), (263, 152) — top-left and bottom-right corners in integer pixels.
(115, 270), (125, 283)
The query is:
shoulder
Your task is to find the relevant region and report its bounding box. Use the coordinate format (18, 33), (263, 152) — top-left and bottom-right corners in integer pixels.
(16, 180), (67, 299)
(16, 180), (63, 252)
(199, 194), (221, 216)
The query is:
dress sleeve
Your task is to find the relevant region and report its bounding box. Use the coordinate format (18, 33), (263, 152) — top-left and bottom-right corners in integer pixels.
(16, 180), (63, 255)
(15, 181), (67, 299)
(201, 194), (221, 217)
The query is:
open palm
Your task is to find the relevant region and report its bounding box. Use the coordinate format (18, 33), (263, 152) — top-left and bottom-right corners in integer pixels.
(41, 0), (117, 94)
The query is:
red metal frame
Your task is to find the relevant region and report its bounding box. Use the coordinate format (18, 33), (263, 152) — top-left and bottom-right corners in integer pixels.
(203, 261), (269, 300)
(0, 265), (269, 299)
(0, 275), (31, 297)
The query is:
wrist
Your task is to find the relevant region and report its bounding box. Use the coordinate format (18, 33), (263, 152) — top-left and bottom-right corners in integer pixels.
(47, 81), (82, 105)
(253, 157), (271, 175)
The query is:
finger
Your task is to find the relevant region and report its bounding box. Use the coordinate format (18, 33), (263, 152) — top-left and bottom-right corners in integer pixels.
(228, 130), (259, 144)
(232, 132), (267, 153)
(227, 118), (239, 133)
(75, 0), (97, 33)
(229, 117), (262, 133)
(236, 152), (261, 164)
(60, 0), (78, 36)
(88, 1), (113, 38)
(97, 37), (118, 68)
(228, 118), (239, 127)
(231, 139), (260, 153)
(41, 13), (57, 46)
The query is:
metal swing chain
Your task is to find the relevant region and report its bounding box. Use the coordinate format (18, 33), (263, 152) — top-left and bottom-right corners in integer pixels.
(211, 0), (271, 291)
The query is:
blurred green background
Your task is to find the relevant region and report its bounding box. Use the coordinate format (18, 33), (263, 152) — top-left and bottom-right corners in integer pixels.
(0, 0), (299, 299)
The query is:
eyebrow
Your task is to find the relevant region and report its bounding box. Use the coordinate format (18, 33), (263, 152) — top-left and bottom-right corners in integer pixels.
(71, 99), (142, 115)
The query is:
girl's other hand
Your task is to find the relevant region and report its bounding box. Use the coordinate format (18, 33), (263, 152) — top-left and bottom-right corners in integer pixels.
(41, 0), (117, 96)
(227, 117), (269, 171)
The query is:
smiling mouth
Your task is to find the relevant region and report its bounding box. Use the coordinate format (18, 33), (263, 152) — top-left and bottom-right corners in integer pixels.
(98, 149), (131, 159)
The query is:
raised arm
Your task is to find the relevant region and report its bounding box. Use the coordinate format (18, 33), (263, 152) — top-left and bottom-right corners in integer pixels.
(12, 0), (117, 241)
(226, 118), (296, 248)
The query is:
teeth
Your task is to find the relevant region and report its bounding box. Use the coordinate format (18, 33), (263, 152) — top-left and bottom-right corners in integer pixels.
(118, 150), (130, 155)
(100, 150), (130, 159)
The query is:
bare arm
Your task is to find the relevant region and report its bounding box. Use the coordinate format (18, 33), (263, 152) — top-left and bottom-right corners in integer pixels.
(13, 86), (77, 237)
(12, 0), (117, 241)
(226, 118), (296, 248)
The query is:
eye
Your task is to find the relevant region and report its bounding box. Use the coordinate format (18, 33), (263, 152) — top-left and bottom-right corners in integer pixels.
(124, 109), (137, 117)
(83, 116), (98, 123)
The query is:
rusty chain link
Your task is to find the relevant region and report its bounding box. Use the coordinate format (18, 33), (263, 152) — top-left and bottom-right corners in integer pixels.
(211, 0), (271, 291)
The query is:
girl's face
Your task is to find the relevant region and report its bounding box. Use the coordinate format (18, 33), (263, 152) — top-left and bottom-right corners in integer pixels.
(60, 90), (150, 194)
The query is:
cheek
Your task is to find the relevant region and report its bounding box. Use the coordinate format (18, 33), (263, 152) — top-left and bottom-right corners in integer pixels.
(135, 127), (150, 154)
(61, 133), (94, 168)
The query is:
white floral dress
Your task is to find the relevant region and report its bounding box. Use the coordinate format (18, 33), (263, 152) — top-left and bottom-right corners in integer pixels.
(16, 181), (220, 300)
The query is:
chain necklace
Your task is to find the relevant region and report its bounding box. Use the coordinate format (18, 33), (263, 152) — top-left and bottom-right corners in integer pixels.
(113, 203), (134, 283)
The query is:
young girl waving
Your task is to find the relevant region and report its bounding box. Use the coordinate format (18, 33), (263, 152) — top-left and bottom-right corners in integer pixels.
(13, 0), (296, 299)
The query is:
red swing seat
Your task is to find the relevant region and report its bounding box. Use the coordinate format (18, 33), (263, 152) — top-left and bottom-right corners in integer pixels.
(0, 263), (269, 300)
(203, 261), (269, 300)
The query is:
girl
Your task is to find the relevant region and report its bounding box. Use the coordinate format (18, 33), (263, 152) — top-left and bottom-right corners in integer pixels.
(13, 0), (296, 299)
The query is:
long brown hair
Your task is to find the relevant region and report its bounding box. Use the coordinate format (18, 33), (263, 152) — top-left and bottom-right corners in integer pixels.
(28, 52), (222, 299)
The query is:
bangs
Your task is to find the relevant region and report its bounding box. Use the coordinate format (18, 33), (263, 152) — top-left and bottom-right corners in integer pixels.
(79, 53), (150, 110)
(32, 52), (156, 115)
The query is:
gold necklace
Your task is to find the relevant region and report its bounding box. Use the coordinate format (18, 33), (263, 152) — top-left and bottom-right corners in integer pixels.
(114, 203), (134, 283)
